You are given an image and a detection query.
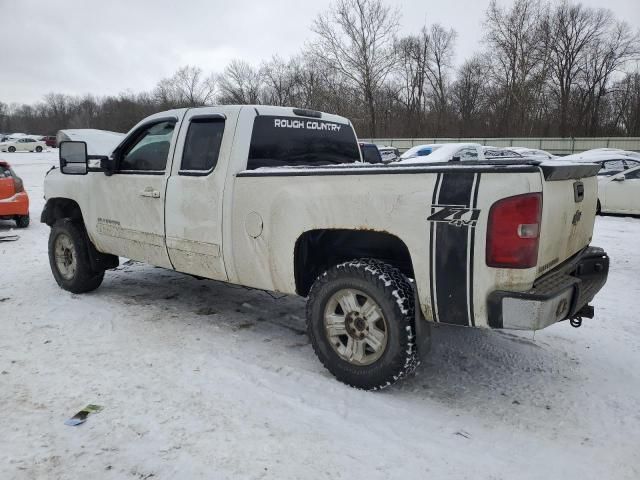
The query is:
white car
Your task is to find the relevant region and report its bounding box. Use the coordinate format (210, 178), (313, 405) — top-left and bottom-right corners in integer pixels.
(399, 143), (483, 163)
(562, 150), (640, 177)
(377, 145), (400, 163)
(482, 146), (523, 159)
(510, 147), (555, 160)
(0, 138), (46, 153)
(597, 165), (640, 215)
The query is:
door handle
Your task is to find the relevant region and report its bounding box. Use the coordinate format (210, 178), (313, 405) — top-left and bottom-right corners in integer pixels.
(140, 188), (160, 198)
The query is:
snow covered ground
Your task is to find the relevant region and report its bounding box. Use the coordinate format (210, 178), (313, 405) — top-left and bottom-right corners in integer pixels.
(1, 150), (639, 479)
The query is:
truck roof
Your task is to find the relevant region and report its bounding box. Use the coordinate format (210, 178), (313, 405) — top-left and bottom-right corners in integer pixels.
(141, 105), (352, 128)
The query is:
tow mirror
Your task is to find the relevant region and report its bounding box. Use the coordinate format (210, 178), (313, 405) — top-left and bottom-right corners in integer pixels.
(59, 141), (88, 175)
(613, 175), (626, 182)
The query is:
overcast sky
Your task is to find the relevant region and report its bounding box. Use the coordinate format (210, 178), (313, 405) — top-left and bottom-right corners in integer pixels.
(1, 0), (639, 104)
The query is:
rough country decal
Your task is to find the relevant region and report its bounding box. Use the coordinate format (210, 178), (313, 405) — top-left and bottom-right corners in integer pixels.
(273, 118), (342, 132)
(427, 204), (480, 227)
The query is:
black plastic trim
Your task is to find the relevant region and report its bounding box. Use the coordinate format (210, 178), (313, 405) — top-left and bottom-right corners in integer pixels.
(237, 164), (539, 178)
(540, 163), (600, 181)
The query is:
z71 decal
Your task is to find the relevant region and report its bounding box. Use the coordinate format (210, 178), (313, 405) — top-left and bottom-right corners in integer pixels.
(427, 204), (480, 228)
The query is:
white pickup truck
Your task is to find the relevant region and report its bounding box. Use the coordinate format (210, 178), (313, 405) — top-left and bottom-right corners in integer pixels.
(42, 105), (609, 390)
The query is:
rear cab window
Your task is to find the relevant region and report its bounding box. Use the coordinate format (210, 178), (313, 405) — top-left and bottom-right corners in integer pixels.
(247, 115), (360, 170)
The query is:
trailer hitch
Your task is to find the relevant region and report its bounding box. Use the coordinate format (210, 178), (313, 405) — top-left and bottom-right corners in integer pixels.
(569, 304), (595, 328)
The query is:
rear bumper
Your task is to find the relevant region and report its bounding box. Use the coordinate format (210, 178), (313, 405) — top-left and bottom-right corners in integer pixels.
(0, 191), (29, 216)
(488, 246), (609, 330)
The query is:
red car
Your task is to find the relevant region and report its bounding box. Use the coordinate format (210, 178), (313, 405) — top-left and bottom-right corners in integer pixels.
(43, 136), (57, 148)
(0, 160), (29, 228)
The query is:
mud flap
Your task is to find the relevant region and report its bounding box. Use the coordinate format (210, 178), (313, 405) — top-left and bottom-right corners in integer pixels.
(412, 280), (432, 359)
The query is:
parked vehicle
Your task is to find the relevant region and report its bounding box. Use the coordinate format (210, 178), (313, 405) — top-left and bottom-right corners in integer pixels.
(42, 105), (609, 390)
(359, 142), (383, 164)
(563, 150), (640, 177)
(0, 138), (46, 153)
(482, 146), (523, 159)
(510, 147), (555, 160)
(597, 165), (640, 215)
(400, 143), (484, 163)
(0, 160), (30, 227)
(377, 145), (400, 163)
(42, 136), (57, 148)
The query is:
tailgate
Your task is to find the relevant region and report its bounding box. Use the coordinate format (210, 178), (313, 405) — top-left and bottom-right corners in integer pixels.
(536, 162), (600, 276)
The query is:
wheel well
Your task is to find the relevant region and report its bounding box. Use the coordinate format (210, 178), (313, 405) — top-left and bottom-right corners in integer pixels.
(41, 198), (84, 226)
(294, 229), (414, 296)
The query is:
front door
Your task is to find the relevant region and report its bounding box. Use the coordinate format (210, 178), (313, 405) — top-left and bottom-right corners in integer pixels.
(87, 117), (181, 268)
(164, 107), (236, 280)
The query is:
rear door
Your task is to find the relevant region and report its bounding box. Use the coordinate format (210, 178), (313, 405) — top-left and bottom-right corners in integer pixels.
(164, 107), (238, 280)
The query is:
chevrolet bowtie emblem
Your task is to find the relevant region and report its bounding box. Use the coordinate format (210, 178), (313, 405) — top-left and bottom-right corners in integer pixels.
(572, 210), (582, 225)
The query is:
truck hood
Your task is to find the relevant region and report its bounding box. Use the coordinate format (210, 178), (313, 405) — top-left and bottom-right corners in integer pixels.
(57, 129), (125, 156)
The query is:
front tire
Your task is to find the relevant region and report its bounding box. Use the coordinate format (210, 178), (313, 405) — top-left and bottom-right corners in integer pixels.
(15, 214), (30, 228)
(35, 146), (43, 152)
(48, 219), (104, 293)
(306, 259), (419, 390)
(8, 146), (15, 152)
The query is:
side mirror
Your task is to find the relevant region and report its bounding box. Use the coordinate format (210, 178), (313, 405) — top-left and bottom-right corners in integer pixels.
(613, 175), (626, 182)
(451, 156), (461, 162)
(59, 141), (88, 175)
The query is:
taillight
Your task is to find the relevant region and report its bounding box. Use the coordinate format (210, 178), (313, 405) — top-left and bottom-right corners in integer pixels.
(486, 193), (542, 268)
(13, 176), (24, 193)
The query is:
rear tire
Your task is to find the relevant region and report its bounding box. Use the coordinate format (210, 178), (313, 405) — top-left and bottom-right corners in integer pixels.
(306, 258), (419, 390)
(8, 146), (15, 153)
(35, 146), (43, 152)
(48, 219), (104, 293)
(15, 214), (30, 228)
(596, 199), (602, 215)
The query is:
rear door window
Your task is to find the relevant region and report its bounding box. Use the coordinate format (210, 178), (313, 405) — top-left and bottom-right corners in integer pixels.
(180, 117), (225, 174)
(247, 116), (360, 170)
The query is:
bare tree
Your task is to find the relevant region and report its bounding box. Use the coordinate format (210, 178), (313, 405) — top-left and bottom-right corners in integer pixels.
(154, 65), (216, 107)
(261, 56), (301, 106)
(312, 0), (399, 136)
(544, 2), (611, 136)
(452, 56), (486, 136)
(576, 20), (640, 134)
(395, 28), (430, 135)
(217, 60), (264, 104)
(483, 0), (549, 135)
(611, 71), (640, 135)
(424, 24), (457, 136)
